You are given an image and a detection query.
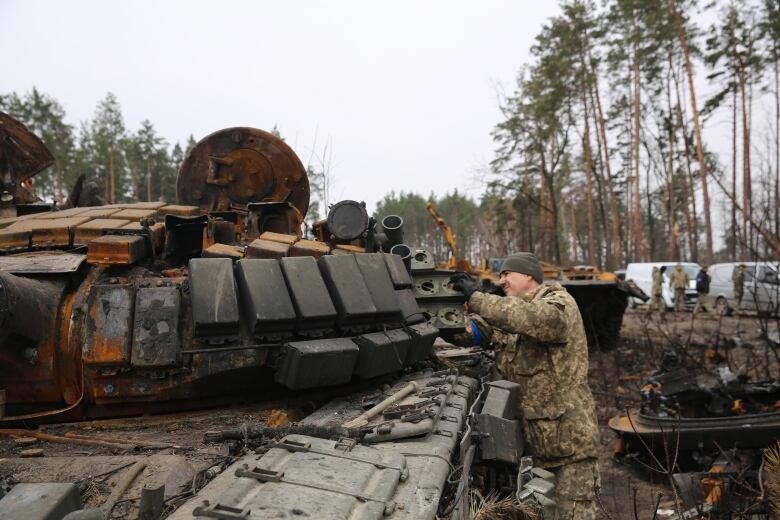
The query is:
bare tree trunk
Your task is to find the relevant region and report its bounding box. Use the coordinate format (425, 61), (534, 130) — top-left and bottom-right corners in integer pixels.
(109, 152), (115, 204)
(581, 76), (597, 265)
(632, 26), (643, 261)
(775, 53), (779, 237)
(673, 60), (698, 262)
(667, 71), (679, 260)
(569, 203), (579, 262)
(586, 35), (622, 268)
(55, 159), (63, 204)
(733, 87), (739, 259)
(670, 0), (714, 261)
(146, 157), (152, 202)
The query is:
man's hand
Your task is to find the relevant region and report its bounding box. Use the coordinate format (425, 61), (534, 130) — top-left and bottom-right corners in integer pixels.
(480, 280), (505, 296)
(450, 272), (479, 299)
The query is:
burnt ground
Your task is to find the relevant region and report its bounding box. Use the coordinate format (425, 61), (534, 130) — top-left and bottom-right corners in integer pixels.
(0, 309), (777, 518)
(593, 308), (780, 519)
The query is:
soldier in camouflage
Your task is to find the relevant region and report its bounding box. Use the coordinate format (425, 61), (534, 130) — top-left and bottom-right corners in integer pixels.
(649, 266), (666, 317)
(669, 263), (689, 313)
(451, 253), (601, 519)
(733, 264), (746, 311)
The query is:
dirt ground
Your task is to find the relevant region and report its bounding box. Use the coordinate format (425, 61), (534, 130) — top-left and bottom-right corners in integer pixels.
(593, 308), (780, 519)
(0, 308), (776, 518)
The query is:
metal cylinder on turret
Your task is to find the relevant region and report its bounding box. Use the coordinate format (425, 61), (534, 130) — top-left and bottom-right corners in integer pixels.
(0, 270), (62, 343)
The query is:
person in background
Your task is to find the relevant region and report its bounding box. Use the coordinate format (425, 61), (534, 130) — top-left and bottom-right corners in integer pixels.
(669, 263), (690, 313)
(694, 265), (711, 314)
(733, 264), (746, 312)
(649, 265), (667, 318)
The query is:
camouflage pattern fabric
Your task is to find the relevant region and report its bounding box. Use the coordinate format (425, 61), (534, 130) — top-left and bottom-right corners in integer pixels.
(552, 458), (600, 520)
(734, 266), (745, 302)
(465, 285), (601, 469)
(650, 268), (665, 312)
(674, 288), (686, 312)
(669, 266), (689, 290)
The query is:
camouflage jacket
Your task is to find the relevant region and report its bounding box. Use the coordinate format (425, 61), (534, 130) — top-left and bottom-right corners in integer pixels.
(669, 269), (689, 290)
(652, 270), (663, 295)
(464, 284), (600, 468)
(733, 268), (745, 295)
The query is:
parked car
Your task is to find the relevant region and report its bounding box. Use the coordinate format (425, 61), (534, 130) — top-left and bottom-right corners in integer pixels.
(625, 262), (701, 309)
(709, 262), (780, 315)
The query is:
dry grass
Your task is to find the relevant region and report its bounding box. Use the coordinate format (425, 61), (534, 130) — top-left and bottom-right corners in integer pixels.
(765, 442), (780, 518)
(469, 490), (539, 520)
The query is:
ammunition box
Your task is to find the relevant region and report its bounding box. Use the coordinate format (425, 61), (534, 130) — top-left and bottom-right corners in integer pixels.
(188, 258), (240, 338)
(236, 259), (296, 339)
(318, 255), (377, 332)
(275, 338), (359, 390)
(279, 256), (337, 336)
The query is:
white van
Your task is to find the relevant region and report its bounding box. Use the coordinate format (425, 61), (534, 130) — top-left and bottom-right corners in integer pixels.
(625, 262), (701, 309)
(709, 262), (780, 314)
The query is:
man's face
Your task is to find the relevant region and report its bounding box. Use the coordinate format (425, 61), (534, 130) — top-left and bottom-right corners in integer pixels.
(499, 271), (538, 297)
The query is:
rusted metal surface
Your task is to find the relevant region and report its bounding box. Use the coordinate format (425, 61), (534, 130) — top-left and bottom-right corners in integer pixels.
(177, 127), (309, 215)
(83, 284), (135, 365)
(0, 111), (54, 216)
(289, 239), (330, 258)
(0, 252), (85, 274)
(246, 238), (290, 259)
(86, 235), (148, 265)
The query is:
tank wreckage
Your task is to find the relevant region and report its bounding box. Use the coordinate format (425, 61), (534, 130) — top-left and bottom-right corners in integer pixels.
(0, 113), (635, 518)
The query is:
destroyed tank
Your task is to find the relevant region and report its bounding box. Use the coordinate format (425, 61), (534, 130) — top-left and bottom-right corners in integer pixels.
(0, 116), (558, 518)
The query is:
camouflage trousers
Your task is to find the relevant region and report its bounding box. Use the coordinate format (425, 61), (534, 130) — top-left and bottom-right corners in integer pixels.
(649, 292), (665, 313)
(674, 288), (686, 312)
(551, 458), (600, 520)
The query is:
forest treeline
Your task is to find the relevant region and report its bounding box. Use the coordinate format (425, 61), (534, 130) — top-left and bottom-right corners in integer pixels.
(3, 0), (780, 270)
(388, 0), (780, 269)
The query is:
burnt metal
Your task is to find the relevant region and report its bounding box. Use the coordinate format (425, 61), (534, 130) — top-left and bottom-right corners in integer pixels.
(163, 214), (207, 262)
(83, 284), (135, 365)
(279, 256), (337, 336)
(131, 287), (181, 367)
(188, 258), (240, 338)
(318, 255), (377, 332)
(354, 253), (402, 325)
(0, 252), (85, 275)
(275, 338), (359, 390)
(352, 329), (411, 379)
(0, 270), (62, 343)
(208, 219), (235, 244)
(246, 201), (303, 238)
(245, 238), (290, 259)
(235, 259), (296, 340)
(0, 111), (54, 214)
(326, 200), (368, 242)
(177, 127), (309, 216)
(382, 253), (412, 289)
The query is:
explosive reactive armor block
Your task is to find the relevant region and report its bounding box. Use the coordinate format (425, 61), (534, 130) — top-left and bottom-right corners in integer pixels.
(395, 288), (425, 325)
(83, 284), (135, 365)
(131, 286), (181, 367)
(318, 255), (377, 332)
(188, 258), (240, 338)
(477, 380), (523, 464)
(354, 253), (403, 326)
(405, 321), (439, 365)
(352, 329), (411, 379)
(275, 338), (359, 390)
(235, 259), (296, 340)
(0, 483), (82, 520)
(383, 252), (412, 288)
(279, 256), (337, 336)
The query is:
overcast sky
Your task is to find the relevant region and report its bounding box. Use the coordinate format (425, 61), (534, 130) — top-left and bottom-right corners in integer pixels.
(1, 1), (562, 213)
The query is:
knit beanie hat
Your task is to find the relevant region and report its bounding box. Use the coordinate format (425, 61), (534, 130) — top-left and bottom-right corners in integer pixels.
(499, 252), (544, 283)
